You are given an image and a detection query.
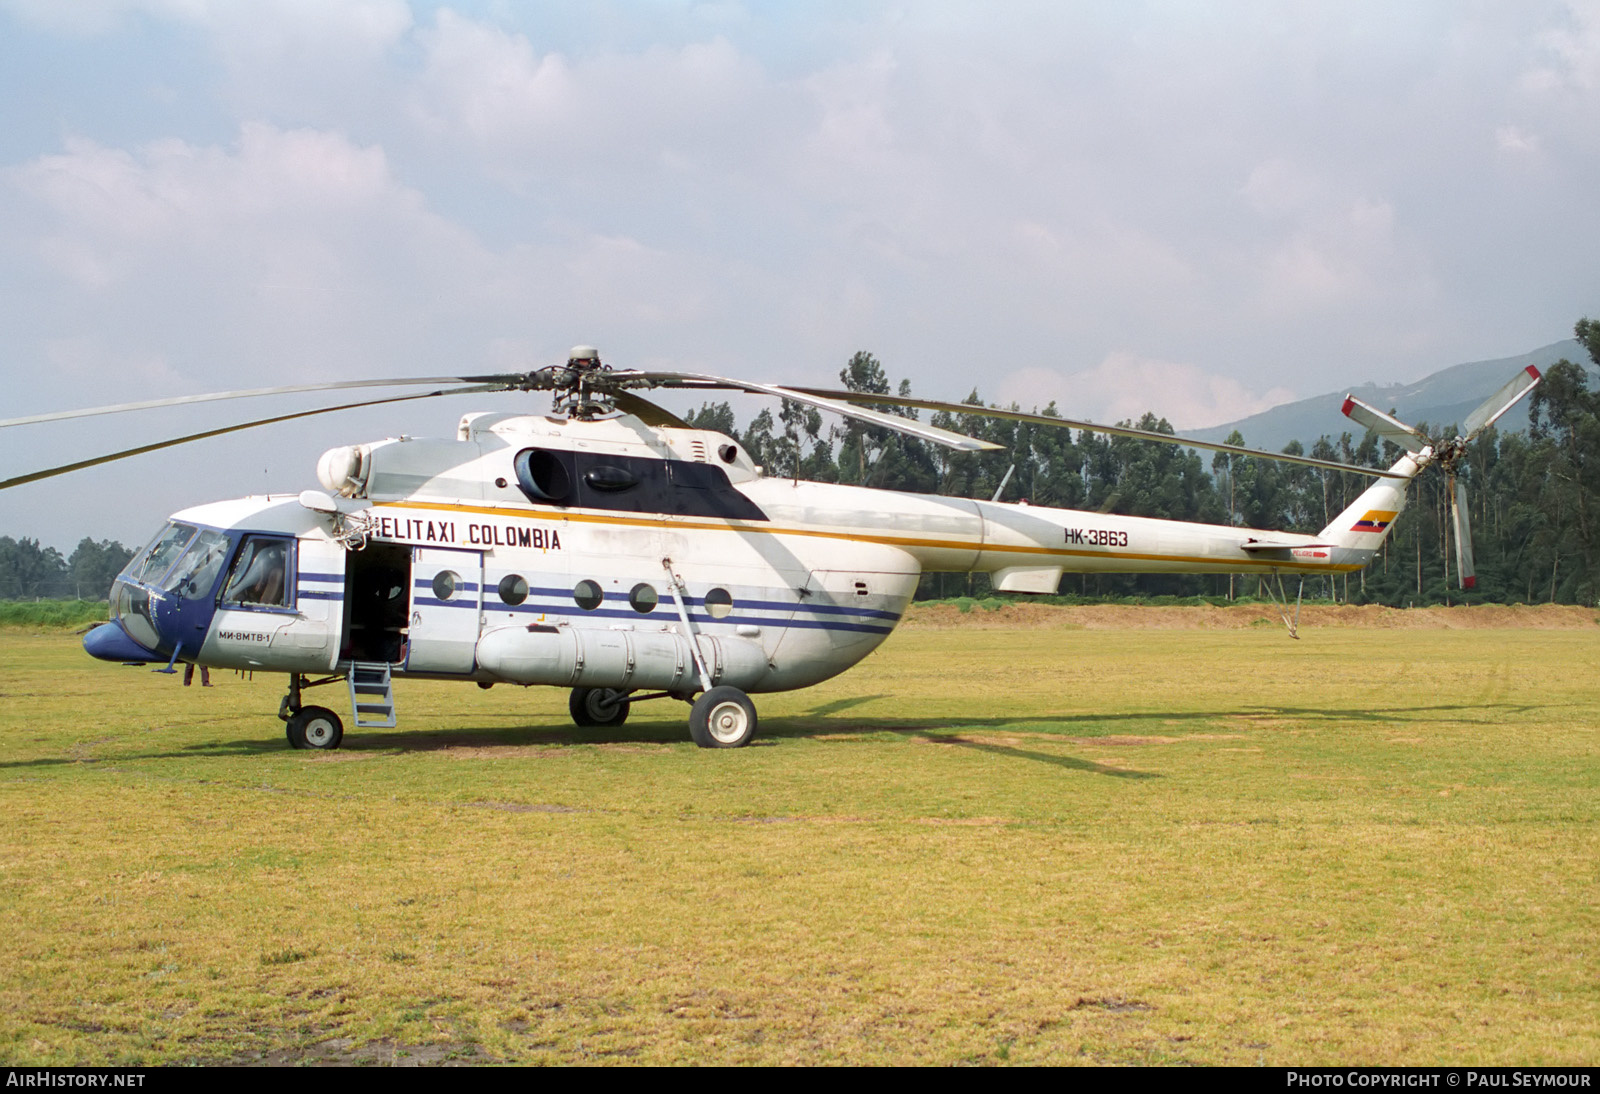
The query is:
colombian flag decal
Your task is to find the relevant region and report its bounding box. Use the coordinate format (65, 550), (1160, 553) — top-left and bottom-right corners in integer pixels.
(1351, 510), (1398, 533)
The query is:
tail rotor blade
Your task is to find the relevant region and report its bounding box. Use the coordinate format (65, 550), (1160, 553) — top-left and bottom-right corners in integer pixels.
(1451, 477), (1476, 590)
(1341, 395), (1429, 453)
(1461, 365), (1542, 441)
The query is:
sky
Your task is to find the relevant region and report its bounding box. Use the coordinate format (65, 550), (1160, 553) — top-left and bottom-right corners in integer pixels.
(2, 0), (1598, 548)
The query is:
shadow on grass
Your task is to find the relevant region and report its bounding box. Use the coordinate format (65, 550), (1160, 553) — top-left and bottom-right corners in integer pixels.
(331, 720), (1163, 779)
(0, 698), (1541, 776)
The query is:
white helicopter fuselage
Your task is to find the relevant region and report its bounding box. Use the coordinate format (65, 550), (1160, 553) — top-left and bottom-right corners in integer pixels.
(86, 409), (1417, 739)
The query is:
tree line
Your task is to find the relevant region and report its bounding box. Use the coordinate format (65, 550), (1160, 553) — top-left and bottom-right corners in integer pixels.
(0, 537), (135, 602)
(5, 320), (1595, 606)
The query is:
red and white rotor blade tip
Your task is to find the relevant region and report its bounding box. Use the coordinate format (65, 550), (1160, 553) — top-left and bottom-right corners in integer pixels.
(1461, 365), (1542, 442)
(1452, 478), (1476, 590)
(1341, 395), (1428, 453)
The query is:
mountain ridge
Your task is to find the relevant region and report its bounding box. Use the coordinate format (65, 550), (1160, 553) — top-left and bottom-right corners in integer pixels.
(1189, 339), (1591, 453)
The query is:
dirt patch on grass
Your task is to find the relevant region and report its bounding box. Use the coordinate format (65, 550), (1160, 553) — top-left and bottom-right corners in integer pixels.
(459, 801), (580, 814)
(437, 745), (566, 760)
(902, 602), (1598, 631)
(221, 1037), (481, 1066)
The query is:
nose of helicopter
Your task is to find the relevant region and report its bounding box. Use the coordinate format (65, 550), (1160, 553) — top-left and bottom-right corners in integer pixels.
(83, 621), (158, 663)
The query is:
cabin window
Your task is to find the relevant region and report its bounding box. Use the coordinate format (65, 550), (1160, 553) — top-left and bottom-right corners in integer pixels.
(629, 583), (658, 613)
(573, 580), (603, 611)
(221, 537), (293, 610)
(583, 465), (638, 492)
(432, 570), (461, 601)
(498, 574), (529, 606)
(704, 588), (734, 619)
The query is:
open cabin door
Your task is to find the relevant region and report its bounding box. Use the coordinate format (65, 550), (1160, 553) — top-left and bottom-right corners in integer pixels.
(407, 546), (483, 674)
(342, 541), (410, 664)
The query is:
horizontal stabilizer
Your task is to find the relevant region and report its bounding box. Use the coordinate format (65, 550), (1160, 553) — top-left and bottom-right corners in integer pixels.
(1239, 539), (1334, 552)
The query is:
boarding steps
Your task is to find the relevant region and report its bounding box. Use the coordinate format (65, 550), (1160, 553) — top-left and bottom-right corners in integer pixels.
(347, 662), (397, 728)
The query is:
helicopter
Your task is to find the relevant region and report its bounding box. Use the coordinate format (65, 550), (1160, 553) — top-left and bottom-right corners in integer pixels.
(2, 347), (1541, 750)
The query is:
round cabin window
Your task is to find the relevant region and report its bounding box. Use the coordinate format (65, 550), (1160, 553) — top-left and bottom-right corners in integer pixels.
(629, 583), (658, 614)
(704, 588), (734, 619)
(573, 580), (603, 611)
(432, 570), (460, 601)
(498, 574), (528, 606)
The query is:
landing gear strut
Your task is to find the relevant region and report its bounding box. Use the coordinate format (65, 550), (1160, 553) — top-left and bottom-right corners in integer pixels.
(279, 673), (345, 750)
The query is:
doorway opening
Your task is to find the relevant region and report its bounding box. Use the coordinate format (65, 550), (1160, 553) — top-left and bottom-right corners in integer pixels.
(342, 542), (410, 663)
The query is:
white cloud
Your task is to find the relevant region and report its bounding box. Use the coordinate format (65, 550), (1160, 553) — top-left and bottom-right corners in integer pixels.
(1234, 157), (1431, 321)
(41, 333), (182, 388)
(1527, 0), (1600, 91)
(1495, 124), (1541, 153)
(0, 0), (204, 34)
(994, 353), (1297, 432)
(411, 11), (778, 183)
(5, 123), (494, 390)
(1, 0), (408, 41)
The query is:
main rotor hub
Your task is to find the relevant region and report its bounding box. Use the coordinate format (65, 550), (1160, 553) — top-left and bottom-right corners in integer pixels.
(554, 344), (616, 419)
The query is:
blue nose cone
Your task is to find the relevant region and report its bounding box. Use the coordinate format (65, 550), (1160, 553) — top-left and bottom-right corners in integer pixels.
(84, 622), (157, 663)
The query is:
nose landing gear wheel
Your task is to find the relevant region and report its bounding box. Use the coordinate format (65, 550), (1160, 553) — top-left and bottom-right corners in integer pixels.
(286, 706), (344, 750)
(569, 687), (632, 727)
(689, 686), (757, 748)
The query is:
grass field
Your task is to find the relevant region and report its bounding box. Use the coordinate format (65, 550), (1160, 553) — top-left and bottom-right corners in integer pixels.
(1, 611), (1595, 1065)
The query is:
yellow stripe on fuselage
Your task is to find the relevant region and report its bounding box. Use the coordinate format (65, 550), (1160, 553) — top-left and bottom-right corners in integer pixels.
(381, 499), (1364, 573)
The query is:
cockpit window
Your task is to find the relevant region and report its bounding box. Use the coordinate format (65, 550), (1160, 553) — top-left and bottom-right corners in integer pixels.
(160, 530), (232, 601)
(125, 523), (197, 585)
(221, 536), (293, 609)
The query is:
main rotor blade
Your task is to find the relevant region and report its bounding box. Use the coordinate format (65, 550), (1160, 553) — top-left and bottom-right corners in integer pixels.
(610, 390), (690, 429)
(1461, 365), (1542, 441)
(0, 375), (524, 430)
(0, 384), (503, 492)
(783, 386), (1408, 479)
(629, 372), (1003, 453)
(1451, 477), (1476, 590)
(1339, 395), (1429, 454)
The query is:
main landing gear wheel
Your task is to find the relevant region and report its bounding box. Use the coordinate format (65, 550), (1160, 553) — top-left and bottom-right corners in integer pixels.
(287, 706), (344, 750)
(569, 687), (631, 728)
(689, 686), (758, 749)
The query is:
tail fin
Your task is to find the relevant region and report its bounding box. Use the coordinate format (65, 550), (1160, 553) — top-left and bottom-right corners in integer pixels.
(1317, 450), (1427, 553)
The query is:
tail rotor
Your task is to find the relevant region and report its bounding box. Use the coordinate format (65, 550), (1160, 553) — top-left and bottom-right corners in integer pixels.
(1342, 365), (1540, 591)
